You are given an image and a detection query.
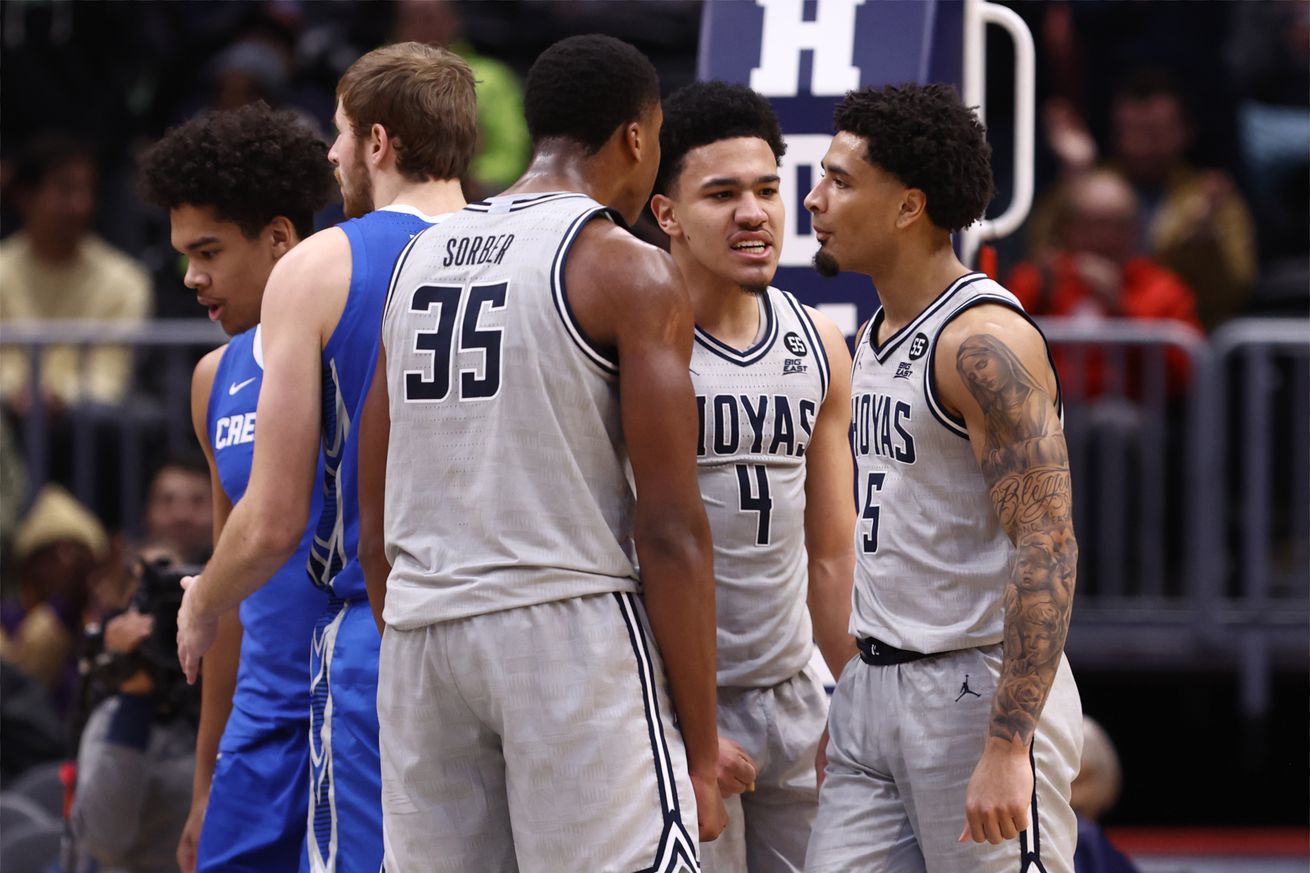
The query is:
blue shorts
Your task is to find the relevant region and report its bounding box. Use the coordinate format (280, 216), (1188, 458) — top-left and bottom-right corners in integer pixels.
(309, 598), (384, 873)
(198, 706), (310, 873)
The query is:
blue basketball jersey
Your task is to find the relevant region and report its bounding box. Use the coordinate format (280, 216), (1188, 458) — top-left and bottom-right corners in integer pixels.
(308, 206), (437, 600)
(208, 326), (327, 721)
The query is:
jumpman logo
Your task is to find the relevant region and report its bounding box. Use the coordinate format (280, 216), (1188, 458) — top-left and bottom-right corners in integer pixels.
(955, 674), (981, 702)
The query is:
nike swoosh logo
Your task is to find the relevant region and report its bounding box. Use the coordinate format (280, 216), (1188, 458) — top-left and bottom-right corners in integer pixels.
(228, 377), (257, 396)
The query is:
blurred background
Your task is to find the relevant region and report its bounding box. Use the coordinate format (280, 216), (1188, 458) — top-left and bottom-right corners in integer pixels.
(0, 2), (1305, 872)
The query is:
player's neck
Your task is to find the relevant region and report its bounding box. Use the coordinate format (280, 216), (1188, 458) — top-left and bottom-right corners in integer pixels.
(506, 148), (625, 207)
(872, 240), (971, 334)
(372, 176), (466, 219)
(674, 245), (764, 347)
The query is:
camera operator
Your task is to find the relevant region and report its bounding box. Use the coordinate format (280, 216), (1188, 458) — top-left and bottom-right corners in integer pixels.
(71, 554), (197, 873)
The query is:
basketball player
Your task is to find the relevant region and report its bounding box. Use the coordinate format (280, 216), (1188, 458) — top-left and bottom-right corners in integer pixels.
(175, 43), (477, 873)
(356, 34), (726, 872)
(140, 102), (334, 873)
(648, 81), (856, 873)
(801, 83), (1083, 873)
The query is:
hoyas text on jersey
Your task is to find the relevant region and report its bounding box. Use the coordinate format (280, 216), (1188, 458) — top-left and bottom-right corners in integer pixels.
(214, 412), (256, 450)
(852, 392), (916, 464)
(696, 393), (816, 459)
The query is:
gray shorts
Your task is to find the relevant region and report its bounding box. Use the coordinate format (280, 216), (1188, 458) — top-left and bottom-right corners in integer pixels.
(700, 665), (828, 873)
(377, 592), (699, 873)
(805, 646), (1083, 873)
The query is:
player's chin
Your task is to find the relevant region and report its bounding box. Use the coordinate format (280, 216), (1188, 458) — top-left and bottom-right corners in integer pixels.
(813, 247), (841, 278)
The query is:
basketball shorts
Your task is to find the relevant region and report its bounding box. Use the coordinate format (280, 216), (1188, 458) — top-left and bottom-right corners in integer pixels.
(377, 591), (700, 873)
(198, 707), (310, 873)
(309, 597), (384, 873)
(805, 646), (1083, 873)
(700, 663), (828, 873)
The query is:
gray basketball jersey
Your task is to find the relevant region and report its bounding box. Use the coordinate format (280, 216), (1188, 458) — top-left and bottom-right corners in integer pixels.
(692, 287), (829, 688)
(379, 192), (640, 630)
(849, 272), (1059, 653)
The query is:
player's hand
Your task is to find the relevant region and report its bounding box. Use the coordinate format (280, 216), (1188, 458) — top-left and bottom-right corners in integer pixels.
(691, 769), (729, 842)
(716, 735), (756, 797)
(176, 574), (218, 685)
(959, 737), (1033, 845)
(177, 796), (206, 873)
(814, 723), (831, 791)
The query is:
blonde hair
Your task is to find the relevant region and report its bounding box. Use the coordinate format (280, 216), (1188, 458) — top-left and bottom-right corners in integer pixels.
(337, 41), (478, 182)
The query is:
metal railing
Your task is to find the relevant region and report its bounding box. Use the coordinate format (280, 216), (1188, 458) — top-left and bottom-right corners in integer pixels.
(0, 319), (225, 535)
(1037, 317), (1309, 718)
(1, 316), (1306, 712)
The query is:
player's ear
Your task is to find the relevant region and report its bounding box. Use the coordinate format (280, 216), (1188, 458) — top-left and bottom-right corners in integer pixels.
(897, 187), (927, 229)
(369, 122), (389, 167)
(267, 216), (295, 258)
(622, 120), (647, 164)
(649, 194), (681, 239)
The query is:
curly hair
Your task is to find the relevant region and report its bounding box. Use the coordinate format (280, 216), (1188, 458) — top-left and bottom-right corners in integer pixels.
(524, 35), (660, 155)
(833, 84), (994, 232)
(654, 81), (786, 197)
(139, 102), (336, 239)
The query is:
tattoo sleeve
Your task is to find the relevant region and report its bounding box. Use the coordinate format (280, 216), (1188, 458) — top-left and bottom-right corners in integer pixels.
(956, 333), (1076, 746)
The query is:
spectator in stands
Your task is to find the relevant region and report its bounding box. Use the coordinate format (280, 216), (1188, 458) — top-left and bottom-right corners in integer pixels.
(142, 454), (212, 566)
(393, 0), (529, 195)
(72, 557), (196, 873)
(1035, 70), (1257, 330)
(1008, 169), (1202, 399)
(0, 484), (108, 712)
(1072, 717), (1140, 873)
(0, 134), (152, 415)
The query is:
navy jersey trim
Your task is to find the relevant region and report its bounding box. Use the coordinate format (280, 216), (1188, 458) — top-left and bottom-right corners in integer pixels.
(924, 294), (1065, 440)
(381, 227), (427, 322)
(868, 272), (986, 364)
(614, 592), (699, 873)
(1018, 741), (1048, 872)
(551, 207), (622, 375)
(779, 290), (829, 401)
(464, 191), (591, 213)
(693, 292), (778, 367)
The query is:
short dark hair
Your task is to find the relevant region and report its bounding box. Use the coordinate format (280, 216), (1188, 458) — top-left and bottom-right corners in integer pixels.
(13, 133), (95, 193)
(524, 35), (660, 155)
(655, 81), (786, 197)
(337, 42), (478, 183)
(1113, 67), (1191, 121)
(147, 451), (210, 489)
(139, 102), (336, 239)
(833, 83), (994, 232)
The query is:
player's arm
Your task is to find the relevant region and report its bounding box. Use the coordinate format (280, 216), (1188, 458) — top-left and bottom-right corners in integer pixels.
(567, 222), (726, 842)
(802, 308), (857, 680)
(358, 346), (391, 635)
(935, 304), (1077, 846)
(177, 348), (242, 873)
(177, 230), (349, 683)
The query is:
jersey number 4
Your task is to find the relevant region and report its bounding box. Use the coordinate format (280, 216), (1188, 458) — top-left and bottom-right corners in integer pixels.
(404, 281), (508, 402)
(736, 464), (773, 546)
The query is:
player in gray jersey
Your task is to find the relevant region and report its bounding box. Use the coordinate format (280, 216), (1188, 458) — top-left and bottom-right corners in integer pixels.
(801, 85), (1083, 873)
(358, 35), (726, 872)
(650, 82), (857, 873)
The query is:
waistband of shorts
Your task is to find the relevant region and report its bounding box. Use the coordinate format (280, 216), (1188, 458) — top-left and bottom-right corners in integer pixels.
(857, 635), (932, 666)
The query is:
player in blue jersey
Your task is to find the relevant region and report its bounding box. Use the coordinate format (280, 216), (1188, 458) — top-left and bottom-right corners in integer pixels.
(139, 102), (336, 873)
(175, 43), (478, 873)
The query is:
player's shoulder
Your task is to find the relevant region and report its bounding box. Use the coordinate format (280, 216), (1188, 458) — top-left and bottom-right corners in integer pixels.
(573, 221), (682, 296)
(796, 302), (851, 362)
(936, 300), (1045, 362)
(264, 227), (352, 307)
(192, 344), (227, 391)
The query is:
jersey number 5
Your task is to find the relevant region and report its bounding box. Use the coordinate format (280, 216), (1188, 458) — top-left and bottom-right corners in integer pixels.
(861, 471), (885, 554)
(405, 281), (508, 402)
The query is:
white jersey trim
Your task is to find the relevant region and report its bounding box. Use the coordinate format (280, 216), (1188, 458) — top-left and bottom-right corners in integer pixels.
(381, 230), (427, 326)
(693, 292), (778, 366)
(778, 290), (829, 401)
(923, 293), (1065, 440)
(550, 207), (621, 376)
(867, 272), (986, 364)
